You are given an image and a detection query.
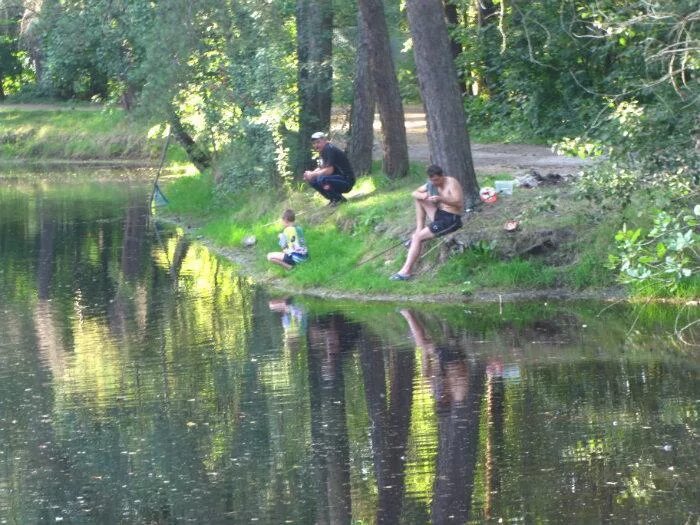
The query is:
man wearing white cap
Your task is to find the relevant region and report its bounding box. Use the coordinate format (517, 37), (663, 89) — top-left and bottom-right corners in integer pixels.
(303, 132), (356, 206)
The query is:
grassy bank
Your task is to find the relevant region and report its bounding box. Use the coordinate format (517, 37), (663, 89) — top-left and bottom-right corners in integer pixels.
(160, 164), (693, 301)
(0, 103), (167, 162)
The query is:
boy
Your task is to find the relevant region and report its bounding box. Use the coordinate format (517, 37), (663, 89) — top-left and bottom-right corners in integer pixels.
(267, 209), (309, 270)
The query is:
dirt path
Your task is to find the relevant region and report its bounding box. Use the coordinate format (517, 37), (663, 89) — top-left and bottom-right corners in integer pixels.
(337, 105), (591, 176)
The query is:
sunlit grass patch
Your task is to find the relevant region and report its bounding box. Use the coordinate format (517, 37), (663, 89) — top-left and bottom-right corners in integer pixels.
(164, 174), (217, 214)
(0, 107), (166, 161)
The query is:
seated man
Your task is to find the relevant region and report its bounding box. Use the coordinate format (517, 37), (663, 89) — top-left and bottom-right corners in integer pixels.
(390, 164), (464, 281)
(303, 132), (355, 206)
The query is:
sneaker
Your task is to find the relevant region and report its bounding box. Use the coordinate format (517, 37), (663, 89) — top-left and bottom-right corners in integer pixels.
(389, 273), (411, 281)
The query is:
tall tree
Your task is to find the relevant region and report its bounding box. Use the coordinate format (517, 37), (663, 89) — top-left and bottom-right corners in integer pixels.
(405, 0), (479, 205)
(443, 0), (467, 96)
(357, 0), (408, 179)
(347, 9), (375, 177)
(296, 0), (333, 174)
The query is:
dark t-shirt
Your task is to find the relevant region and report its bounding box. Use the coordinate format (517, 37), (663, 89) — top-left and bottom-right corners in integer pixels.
(320, 143), (355, 185)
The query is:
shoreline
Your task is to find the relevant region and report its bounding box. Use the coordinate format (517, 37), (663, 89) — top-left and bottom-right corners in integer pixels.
(160, 216), (639, 305)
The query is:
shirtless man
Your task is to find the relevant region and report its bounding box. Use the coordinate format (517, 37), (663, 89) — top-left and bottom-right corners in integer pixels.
(390, 164), (464, 281)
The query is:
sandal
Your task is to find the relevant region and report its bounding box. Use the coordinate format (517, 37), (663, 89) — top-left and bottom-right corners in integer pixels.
(389, 273), (412, 281)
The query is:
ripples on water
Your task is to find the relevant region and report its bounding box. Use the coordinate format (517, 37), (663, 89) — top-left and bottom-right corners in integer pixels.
(0, 177), (698, 523)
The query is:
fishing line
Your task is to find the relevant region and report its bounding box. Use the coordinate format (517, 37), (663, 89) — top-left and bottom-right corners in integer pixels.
(149, 131), (172, 207)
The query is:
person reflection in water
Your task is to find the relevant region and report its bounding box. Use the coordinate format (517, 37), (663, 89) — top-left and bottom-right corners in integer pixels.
(399, 309), (485, 524)
(268, 297), (307, 352)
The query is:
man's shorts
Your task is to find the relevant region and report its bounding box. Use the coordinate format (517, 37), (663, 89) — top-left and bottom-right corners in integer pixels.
(429, 209), (462, 237)
(283, 252), (308, 266)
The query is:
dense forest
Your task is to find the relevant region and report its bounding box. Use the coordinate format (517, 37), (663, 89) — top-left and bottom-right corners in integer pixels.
(0, 0), (697, 291)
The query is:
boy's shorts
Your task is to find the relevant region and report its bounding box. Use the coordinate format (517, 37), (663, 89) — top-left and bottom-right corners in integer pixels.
(283, 252), (308, 266)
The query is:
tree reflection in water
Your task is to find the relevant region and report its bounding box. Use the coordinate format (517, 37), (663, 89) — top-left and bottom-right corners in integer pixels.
(307, 313), (357, 525)
(2, 178), (696, 523)
(401, 308), (486, 524)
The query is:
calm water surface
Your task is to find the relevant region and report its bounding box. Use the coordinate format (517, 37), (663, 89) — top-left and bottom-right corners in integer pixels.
(0, 175), (698, 524)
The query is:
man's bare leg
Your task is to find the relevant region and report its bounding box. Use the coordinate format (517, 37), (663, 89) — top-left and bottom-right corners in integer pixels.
(397, 226), (435, 276)
(413, 198), (437, 233)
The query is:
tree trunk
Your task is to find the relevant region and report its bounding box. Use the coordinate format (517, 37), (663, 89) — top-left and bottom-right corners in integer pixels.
(357, 0), (409, 179)
(444, 1), (468, 96)
(347, 9), (375, 177)
(296, 0), (333, 175)
(168, 111), (212, 173)
(476, 0), (498, 96)
(405, 0), (480, 206)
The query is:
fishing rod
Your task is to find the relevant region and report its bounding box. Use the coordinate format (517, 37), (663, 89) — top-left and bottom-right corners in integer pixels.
(355, 237), (409, 268)
(148, 131), (172, 207)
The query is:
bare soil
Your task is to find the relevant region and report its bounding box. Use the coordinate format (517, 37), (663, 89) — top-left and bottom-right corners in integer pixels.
(332, 104), (590, 176)
(399, 106), (589, 175)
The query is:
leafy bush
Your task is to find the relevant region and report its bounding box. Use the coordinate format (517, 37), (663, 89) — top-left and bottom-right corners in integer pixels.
(609, 206), (700, 294)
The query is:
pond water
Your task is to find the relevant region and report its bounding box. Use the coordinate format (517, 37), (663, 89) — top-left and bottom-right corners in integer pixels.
(0, 175), (698, 524)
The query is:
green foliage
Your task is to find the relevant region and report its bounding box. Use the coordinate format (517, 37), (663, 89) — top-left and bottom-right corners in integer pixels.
(609, 207), (700, 295)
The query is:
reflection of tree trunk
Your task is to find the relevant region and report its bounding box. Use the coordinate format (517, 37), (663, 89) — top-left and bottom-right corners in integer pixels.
(34, 301), (67, 380)
(170, 236), (191, 279)
(432, 360), (486, 524)
(359, 336), (415, 524)
(121, 198), (149, 280)
(307, 316), (352, 525)
(347, 9), (375, 176)
(33, 199), (66, 377)
(485, 374), (505, 519)
(37, 201), (55, 300)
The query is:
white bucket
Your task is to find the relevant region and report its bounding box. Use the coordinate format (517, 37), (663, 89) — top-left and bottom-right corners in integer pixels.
(495, 180), (514, 195)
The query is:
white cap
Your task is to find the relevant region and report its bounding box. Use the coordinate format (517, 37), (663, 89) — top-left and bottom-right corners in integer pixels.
(310, 131), (326, 140)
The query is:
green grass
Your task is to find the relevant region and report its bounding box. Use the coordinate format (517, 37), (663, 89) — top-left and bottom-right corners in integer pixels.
(0, 106), (166, 161)
(160, 157), (698, 300)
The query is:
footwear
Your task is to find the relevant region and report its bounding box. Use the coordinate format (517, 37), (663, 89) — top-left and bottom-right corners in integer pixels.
(389, 273), (411, 281)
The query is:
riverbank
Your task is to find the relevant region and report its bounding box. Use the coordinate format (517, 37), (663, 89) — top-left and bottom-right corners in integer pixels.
(0, 103), (166, 162)
(4, 103), (696, 302)
(157, 165), (652, 304)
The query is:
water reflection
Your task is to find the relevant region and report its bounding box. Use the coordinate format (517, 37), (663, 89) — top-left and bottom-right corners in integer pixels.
(0, 178), (698, 523)
(401, 309), (483, 523)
